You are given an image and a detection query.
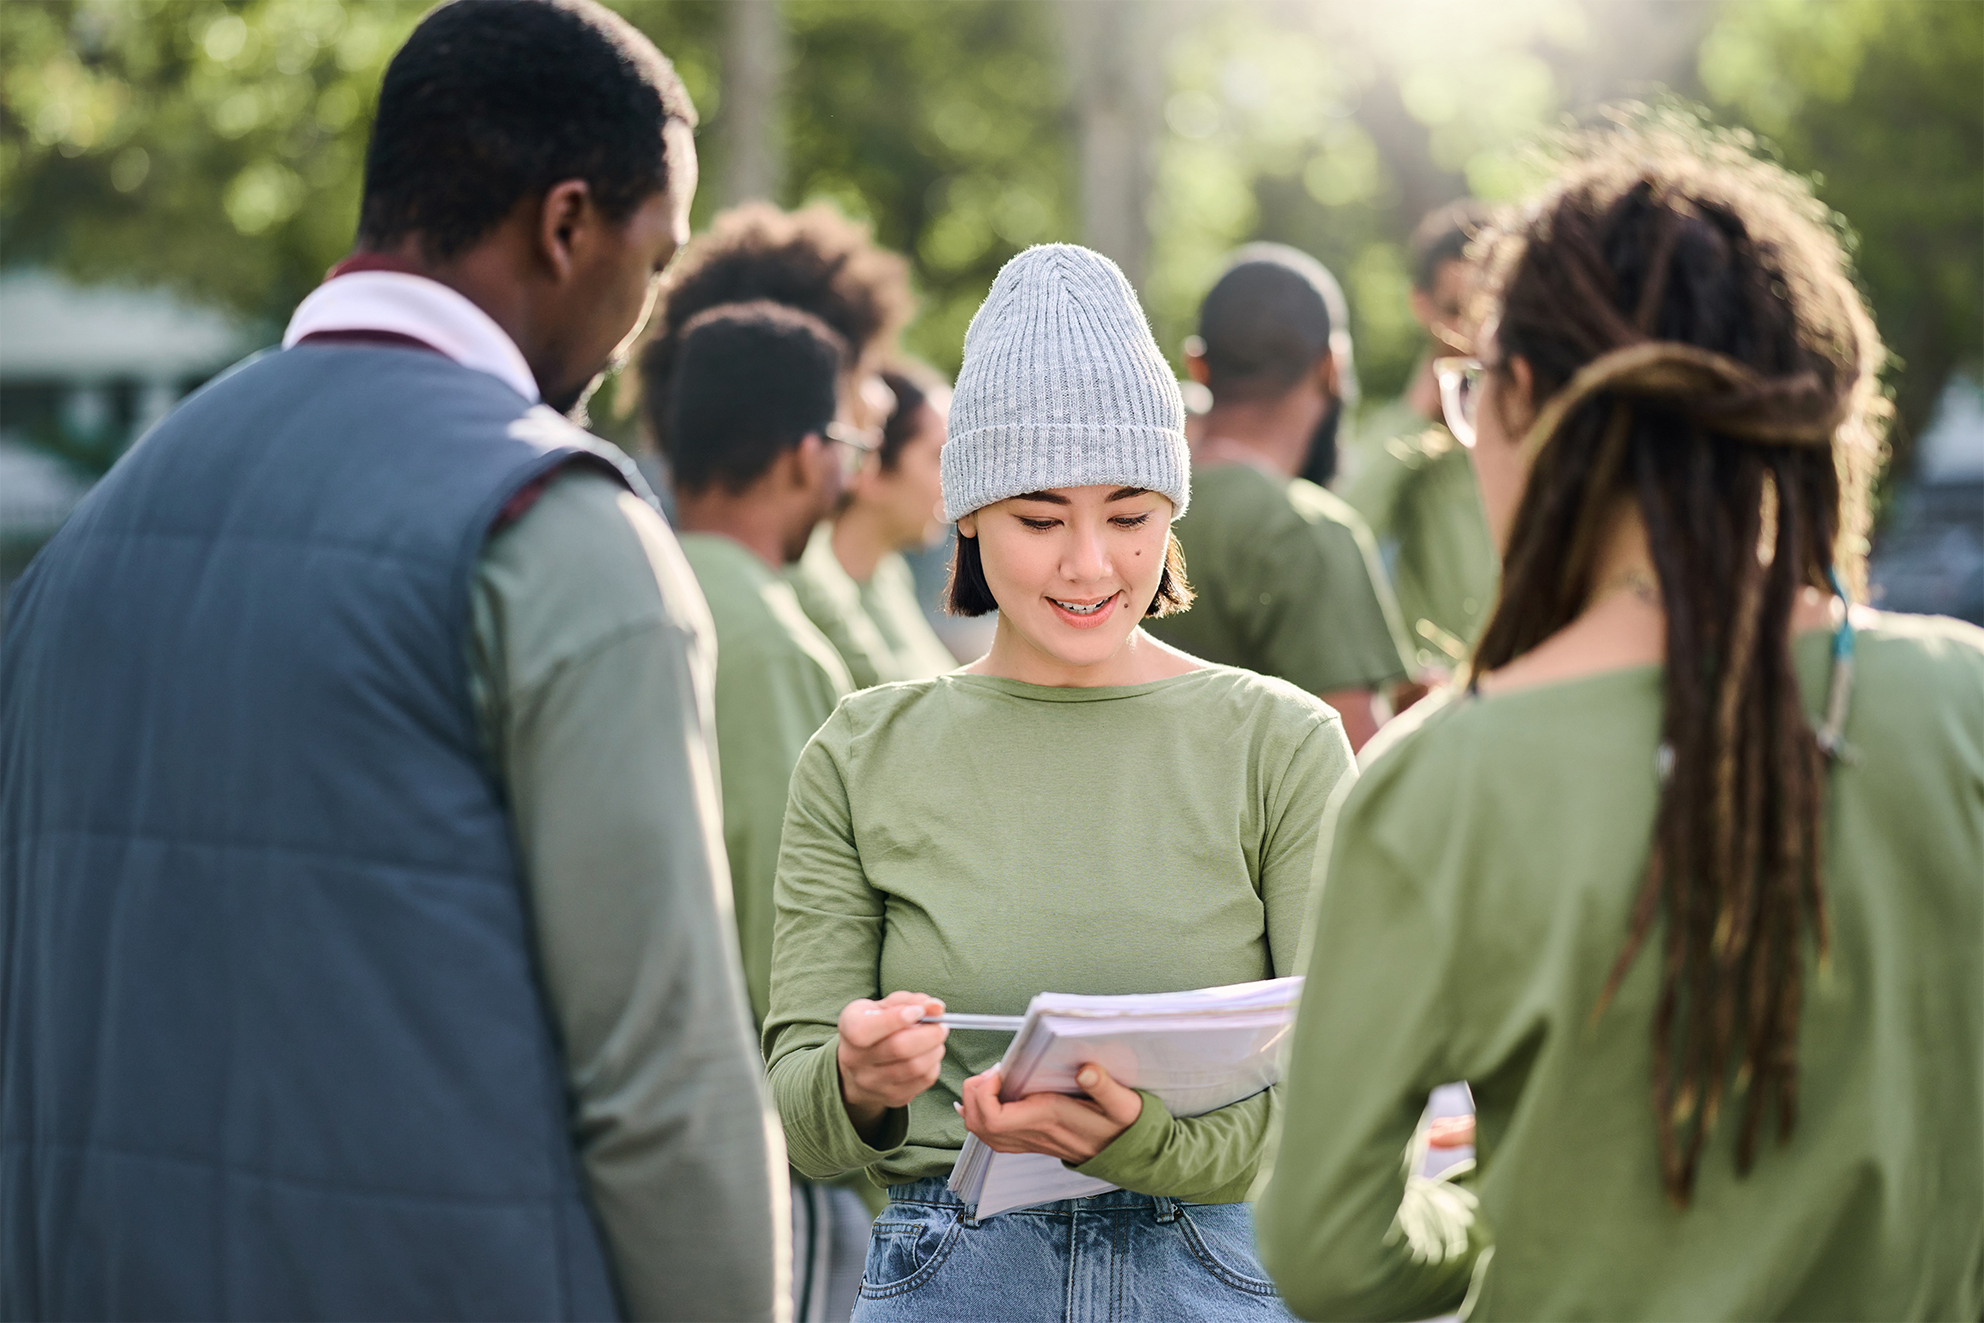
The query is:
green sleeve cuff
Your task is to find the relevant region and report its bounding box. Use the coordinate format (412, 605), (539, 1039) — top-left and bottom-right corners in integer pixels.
(777, 1039), (912, 1180)
(1068, 1089), (1174, 1191)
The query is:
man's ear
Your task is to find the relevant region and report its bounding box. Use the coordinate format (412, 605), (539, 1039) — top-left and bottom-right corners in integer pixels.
(535, 179), (594, 283)
(1183, 349), (1210, 387)
(788, 433), (827, 489)
(1317, 350), (1340, 401)
(1501, 354), (1537, 438)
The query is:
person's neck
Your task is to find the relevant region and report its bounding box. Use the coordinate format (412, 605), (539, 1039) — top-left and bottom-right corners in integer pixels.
(829, 502), (896, 583)
(970, 618), (1199, 688)
(1192, 397), (1314, 479)
(1584, 502), (1660, 611)
(361, 235), (548, 398)
(1476, 501), (1839, 696)
(674, 485), (804, 572)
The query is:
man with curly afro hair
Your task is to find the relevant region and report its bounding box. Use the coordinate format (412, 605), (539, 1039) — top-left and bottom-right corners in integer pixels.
(637, 202), (918, 1323)
(639, 202), (916, 455)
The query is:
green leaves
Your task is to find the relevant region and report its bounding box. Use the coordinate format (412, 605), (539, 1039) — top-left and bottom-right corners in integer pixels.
(3, 0), (1974, 474)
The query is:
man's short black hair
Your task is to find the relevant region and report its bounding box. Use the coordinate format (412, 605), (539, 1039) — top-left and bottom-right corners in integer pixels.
(1410, 199), (1493, 293)
(663, 302), (848, 496)
(638, 203), (914, 452)
(1197, 245), (1340, 404)
(358, 0), (696, 260)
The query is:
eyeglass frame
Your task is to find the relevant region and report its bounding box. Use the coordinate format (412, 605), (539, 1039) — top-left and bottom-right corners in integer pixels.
(1432, 356), (1486, 450)
(821, 420), (881, 477)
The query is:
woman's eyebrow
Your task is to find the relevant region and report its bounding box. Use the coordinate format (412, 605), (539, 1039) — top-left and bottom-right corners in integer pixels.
(1011, 491), (1071, 506)
(1106, 487), (1152, 502)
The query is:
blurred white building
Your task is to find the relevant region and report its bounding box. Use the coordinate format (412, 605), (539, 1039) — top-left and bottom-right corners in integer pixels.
(0, 270), (251, 607)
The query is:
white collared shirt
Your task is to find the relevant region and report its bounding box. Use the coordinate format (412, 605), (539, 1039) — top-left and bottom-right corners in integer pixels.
(282, 271), (540, 403)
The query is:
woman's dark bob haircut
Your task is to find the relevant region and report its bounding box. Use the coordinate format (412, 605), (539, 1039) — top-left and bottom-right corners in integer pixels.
(945, 526), (1195, 618)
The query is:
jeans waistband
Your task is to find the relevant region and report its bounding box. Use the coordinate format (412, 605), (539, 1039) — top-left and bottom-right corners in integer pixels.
(884, 1177), (1194, 1220)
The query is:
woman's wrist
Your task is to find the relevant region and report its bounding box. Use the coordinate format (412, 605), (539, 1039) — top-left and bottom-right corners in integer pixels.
(837, 1040), (892, 1144)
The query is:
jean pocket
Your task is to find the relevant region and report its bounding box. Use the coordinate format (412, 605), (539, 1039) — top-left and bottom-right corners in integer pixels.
(858, 1203), (965, 1299)
(1174, 1203), (1282, 1297)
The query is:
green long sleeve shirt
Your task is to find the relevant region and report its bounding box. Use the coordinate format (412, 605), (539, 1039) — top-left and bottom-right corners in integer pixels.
(1340, 412), (1498, 669)
(763, 665), (1356, 1201)
(786, 523), (956, 691)
(678, 532), (853, 1025)
(1257, 611), (1984, 1322)
(1149, 463), (1414, 696)
(467, 467), (785, 1323)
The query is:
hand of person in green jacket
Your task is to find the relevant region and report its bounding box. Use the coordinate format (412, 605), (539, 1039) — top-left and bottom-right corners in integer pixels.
(955, 1063), (1144, 1164)
(838, 990), (948, 1144)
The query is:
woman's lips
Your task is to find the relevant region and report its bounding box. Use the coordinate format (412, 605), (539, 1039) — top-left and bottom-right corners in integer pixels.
(1047, 592), (1121, 630)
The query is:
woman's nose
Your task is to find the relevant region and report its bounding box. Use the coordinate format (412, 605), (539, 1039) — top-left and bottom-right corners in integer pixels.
(1062, 524), (1110, 583)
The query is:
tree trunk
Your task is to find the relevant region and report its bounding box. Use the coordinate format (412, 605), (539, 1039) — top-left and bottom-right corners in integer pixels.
(1060, 0), (1165, 286)
(719, 0), (786, 206)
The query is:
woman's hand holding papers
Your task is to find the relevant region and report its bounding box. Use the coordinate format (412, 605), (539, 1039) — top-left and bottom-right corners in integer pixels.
(957, 1063), (1144, 1165)
(838, 991), (948, 1145)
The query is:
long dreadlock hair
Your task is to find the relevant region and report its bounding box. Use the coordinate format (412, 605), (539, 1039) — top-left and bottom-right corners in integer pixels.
(1473, 114), (1886, 1206)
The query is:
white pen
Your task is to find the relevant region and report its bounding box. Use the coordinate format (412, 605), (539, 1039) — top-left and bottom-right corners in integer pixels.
(919, 1013), (1026, 1031)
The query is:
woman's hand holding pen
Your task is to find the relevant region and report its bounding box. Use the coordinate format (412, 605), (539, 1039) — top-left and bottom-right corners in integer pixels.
(956, 1064), (1143, 1165)
(838, 991), (948, 1144)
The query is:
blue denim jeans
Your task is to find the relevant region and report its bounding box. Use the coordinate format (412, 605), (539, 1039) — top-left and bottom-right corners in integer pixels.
(849, 1179), (1294, 1323)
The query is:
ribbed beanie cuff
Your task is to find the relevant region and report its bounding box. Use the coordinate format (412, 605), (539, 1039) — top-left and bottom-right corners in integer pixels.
(943, 245), (1189, 523)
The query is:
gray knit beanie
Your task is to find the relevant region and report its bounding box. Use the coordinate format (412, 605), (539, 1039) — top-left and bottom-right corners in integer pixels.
(942, 244), (1189, 523)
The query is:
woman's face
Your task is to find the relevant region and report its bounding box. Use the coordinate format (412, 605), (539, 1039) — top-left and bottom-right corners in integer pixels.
(851, 398), (947, 552)
(958, 485), (1173, 672)
(1467, 324), (1536, 554)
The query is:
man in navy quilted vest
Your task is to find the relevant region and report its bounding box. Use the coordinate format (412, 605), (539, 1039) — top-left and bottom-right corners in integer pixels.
(0, 2), (786, 1319)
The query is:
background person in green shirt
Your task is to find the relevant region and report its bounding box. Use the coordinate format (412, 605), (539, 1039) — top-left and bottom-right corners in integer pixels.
(647, 300), (866, 1322)
(640, 201), (916, 471)
(789, 363), (959, 688)
(766, 244), (1356, 1322)
(1258, 117), (1984, 1322)
(1150, 246), (1415, 750)
(1342, 202), (1500, 671)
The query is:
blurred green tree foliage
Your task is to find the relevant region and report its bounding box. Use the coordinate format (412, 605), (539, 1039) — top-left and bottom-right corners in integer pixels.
(1700, 0), (1983, 467)
(2, 0), (1976, 471)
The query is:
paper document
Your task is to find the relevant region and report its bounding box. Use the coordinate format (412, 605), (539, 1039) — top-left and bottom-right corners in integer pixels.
(949, 976), (1302, 1218)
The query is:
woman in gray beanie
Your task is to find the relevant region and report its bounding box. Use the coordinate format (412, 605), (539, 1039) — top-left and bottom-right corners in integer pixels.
(762, 245), (1358, 1320)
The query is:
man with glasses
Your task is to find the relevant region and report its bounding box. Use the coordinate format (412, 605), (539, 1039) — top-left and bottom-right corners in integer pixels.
(1342, 202), (1500, 673)
(649, 300), (867, 1322)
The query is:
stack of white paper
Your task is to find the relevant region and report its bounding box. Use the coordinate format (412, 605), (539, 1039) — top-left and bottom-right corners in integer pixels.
(948, 976), (1302, 1218)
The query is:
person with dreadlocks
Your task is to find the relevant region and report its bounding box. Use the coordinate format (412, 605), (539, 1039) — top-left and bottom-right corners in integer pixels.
(1257, 115), (1984, 1321)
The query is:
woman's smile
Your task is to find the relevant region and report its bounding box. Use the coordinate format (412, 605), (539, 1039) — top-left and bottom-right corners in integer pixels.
(1047, 592), (1122, 627)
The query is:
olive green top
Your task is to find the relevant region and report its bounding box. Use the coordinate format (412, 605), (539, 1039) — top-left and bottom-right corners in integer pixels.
(1257, 612), (1984, 1322)
(468, 469), (783, 1322)
(1341, 409), (1498, 669)
(1150, 462), (1414, 695)
(764, 666), (1356, 1200)
(787, 522), (956, 690)
(679, 531), (853, 1025)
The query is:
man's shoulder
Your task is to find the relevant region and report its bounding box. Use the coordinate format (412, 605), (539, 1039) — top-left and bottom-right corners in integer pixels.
(1181, 463), (1312, 545)
(679, 536), (852, 694)
(1285, 478), (1375, 539)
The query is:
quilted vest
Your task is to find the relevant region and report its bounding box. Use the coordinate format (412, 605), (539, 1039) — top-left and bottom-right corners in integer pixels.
(0, 344), (641, 1320)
